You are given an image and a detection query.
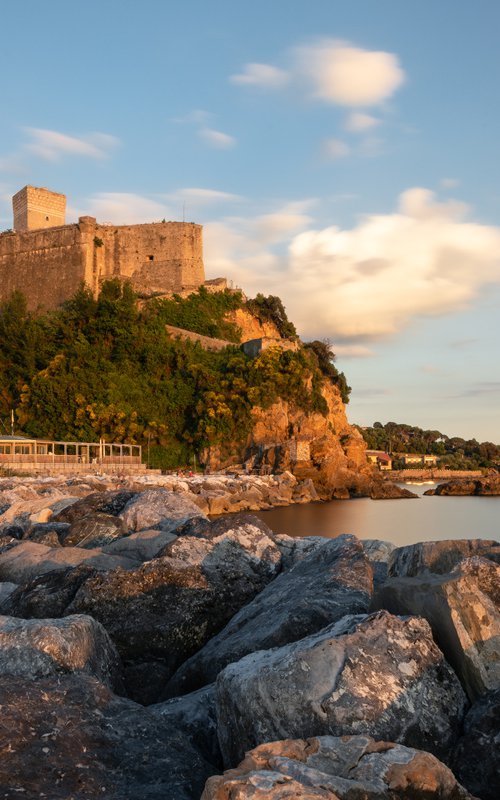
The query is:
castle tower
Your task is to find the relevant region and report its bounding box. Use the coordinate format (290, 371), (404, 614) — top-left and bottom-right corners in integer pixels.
(12, 185), (66, 232)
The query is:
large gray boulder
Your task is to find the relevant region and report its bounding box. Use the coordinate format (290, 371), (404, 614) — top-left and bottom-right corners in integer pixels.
(66, 518), (283, 702)
(61, 512), (128, 548)
(0, 565), (98, 619)
(165, 534), (372, 697)
(0, 581), (17, 605)
(0, 674), (214, 799)
(102, 528), (178, 562)
(151, 684), (221, 768)
(51, 489), (136, 524)
(362, 539), (396, 587)
(273, 534), (329, 571)
(202, 735), (475, 800)
(0, 613), (122, 689)
(452, 688), (500, 800)
(170, 513), (274, 542)
(215, 611), (467, 766)
(388, 538), (500, 578)
(118, 488), (206, 532)
(374, 556), (500, 700)
(24, 521), (68, 546)
(0, 540), (139, 583)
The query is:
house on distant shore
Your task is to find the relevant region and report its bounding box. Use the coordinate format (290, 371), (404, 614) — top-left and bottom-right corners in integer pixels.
(400, 453), (439, 466)
(366, 450), (393, 470)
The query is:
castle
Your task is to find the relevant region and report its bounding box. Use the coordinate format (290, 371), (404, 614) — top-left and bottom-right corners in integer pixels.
(0, 186), (221, 310)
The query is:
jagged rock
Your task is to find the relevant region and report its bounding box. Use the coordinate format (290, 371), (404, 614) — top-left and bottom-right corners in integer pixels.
(168, 513), (275, 543)
(426, 481), (478, 496)
(118, 488), (206, 531)
(102, 528), (178, 562)
(27, 529), (62, 548)
(151, 683), (221, 767)
(66, 520), (283, 701)
(0, 534), (19, 553)
(0, 581), (17, 604)
(452, 688), (500, 800)
(0, 674), (214, 799)
(47, 495), (80, 515)
(273, 535), (328, 571)
(0, 613), (123, 689)
(362, 539), (396, 587)
(0, 522), (25, 540)
(293, 478), (320, 503)
(369, 481), (418, 499)
(206, 773), (337, 798)
(165, 534), (372, 697)
(52, 489), (136, 523)
(374, 557), (500, 700)
(215, 611), (467, 767)
(0, 565), (98, 619)
(202, 735), (476, 800)
(24, 521), (69, 546)
(388, 538), (500, 577)
(0, 540), (139, 584)
(61, 511), (128, 548)
(427, 476), (500, 496)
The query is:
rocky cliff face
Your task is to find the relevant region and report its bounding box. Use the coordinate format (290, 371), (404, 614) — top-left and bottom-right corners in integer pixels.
(205, 378), (371, 498)
(249, 382), (369, 497)
(225, 307), (281, 341)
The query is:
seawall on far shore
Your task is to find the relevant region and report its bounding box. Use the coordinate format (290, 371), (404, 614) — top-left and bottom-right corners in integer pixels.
(387, 469), (484, 480)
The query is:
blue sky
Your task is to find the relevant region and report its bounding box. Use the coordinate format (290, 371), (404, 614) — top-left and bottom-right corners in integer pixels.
(1, 0), (499, 442)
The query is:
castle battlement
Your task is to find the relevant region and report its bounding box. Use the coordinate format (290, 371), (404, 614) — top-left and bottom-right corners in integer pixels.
(13, 185), (66, 232)
(0, 187), (206, 310)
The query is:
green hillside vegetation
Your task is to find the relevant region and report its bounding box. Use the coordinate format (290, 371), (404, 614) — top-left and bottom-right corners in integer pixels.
(359, 421), (500, 470)
(0, 281), (350, 469)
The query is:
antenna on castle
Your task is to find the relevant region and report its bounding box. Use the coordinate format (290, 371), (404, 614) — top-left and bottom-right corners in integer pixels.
(182, 202), (186, 223)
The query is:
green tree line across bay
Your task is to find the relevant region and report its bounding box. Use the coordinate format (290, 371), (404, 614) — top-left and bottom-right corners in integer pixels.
(359, 421), (500, 470)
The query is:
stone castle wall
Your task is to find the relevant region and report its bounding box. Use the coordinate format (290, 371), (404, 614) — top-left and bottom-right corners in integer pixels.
(0, 217), (205, 311)
(0, 224), (87, 309)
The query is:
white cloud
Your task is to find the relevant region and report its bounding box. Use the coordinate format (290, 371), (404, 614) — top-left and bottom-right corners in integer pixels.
(199, 128), (236, 149)
(331, 344), (375, 358)
(323, 138), (350, 160)
(345, 112), (380, 132)
(204, 188), (500, 343)
(172, 109), (211, 124)
(230, 62), (289, 88)
(295, 39), (405, 106)
(24, 128), (119, 161)
(441, 177), (460, 189)
(80, 193), (171, 224)
(169, 187), (242, 205)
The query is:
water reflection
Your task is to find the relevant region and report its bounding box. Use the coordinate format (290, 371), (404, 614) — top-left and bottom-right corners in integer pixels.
(256, 483), (499, 547)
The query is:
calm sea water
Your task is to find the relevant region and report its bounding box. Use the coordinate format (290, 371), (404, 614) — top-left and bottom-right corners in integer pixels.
(256, 483), (499, 548)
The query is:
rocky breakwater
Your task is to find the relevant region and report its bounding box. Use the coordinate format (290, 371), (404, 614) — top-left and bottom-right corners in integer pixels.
(0, 470), (322, 528)
(0, 486), (497, 798)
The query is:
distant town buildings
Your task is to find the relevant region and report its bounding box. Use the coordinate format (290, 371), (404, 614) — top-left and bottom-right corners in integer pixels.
(366, 450), (393, 470)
